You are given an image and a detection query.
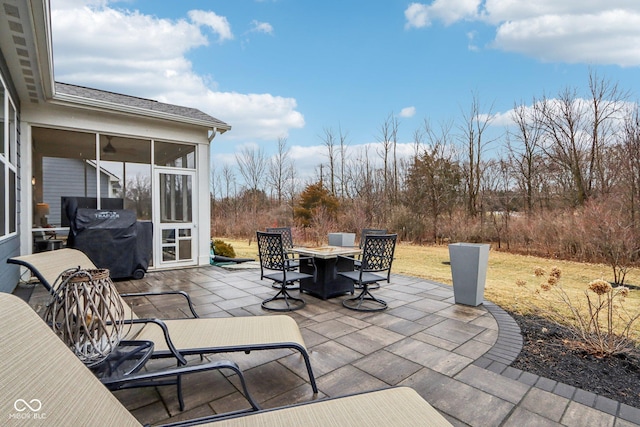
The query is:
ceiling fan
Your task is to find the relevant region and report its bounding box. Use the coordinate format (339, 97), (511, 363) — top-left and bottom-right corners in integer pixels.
(103, 135), (117, 154)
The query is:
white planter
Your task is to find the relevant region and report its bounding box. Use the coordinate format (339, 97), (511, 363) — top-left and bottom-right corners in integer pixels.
(448, 243), (490, 306)
(328, 233), (356, 247)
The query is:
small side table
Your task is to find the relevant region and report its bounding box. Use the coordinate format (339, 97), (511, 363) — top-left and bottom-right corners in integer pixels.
(90, 340), (154, 381)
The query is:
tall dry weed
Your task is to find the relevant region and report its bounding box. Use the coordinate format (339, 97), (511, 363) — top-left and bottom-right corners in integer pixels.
(516, 267), (640, 357)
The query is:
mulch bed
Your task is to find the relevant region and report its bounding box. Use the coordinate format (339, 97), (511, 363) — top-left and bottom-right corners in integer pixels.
(507, 311), (640, 409)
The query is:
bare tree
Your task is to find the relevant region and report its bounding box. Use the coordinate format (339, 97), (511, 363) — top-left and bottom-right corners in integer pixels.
(221, 164), (236, 201)
(586, 71), (630, 197)
(267, 137), (291, 204)
(235, 146), (267, 215)
(338, 125), (349, 199)
(620, 104), (640, 228)
(458, 93), (496, 217)
(507, 102), (544, 215)
(376, 114), (392, 194)
(235, 146), (267, 192)
(405, 119), (461, 242)
(284, 162), (299, 221)
(535, 72), (628, 206)
(125, 174), (151, 220)
(320, 127), (337, 195)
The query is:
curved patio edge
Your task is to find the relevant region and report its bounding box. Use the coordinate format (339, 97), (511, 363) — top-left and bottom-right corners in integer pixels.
(477, 299), (640, 424)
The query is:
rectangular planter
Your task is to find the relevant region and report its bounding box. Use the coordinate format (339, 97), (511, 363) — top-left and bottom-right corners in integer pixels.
(448, 243), (490, 306)
(328, 233), (356, 247)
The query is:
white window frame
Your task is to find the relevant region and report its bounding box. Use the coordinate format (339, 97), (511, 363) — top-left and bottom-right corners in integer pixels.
(0, 74), (18, 241)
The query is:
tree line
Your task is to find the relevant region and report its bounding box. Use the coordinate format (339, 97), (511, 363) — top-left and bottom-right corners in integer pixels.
(211, 71), (640, 283)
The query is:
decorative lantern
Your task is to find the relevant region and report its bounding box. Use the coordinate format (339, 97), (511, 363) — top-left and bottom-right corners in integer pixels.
(45, 268), (126, 366)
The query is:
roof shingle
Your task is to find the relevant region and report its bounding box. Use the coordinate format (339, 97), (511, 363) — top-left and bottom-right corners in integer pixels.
(55, 82), (230, 130)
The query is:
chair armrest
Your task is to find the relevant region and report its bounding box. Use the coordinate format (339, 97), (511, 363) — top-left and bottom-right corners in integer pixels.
(120, 290), (199, 318)
(123, 318), (188, 365)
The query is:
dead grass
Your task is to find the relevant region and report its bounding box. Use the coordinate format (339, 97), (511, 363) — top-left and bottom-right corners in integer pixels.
(220, 238), (640, 336)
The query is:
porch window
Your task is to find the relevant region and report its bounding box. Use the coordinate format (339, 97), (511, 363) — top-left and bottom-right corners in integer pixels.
(32, 129), (152, 228)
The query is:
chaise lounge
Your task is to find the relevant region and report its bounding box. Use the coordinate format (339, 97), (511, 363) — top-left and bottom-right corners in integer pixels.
(0, 292), (452, 426)
(7, 248), (317, 394)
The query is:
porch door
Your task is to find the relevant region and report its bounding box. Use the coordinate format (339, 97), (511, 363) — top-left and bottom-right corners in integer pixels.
(154, 169), (197, 268)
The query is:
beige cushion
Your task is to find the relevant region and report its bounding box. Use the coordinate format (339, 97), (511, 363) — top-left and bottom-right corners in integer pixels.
(204, 387), (452, 427)
(134, 315), (307, 352)
(0, 293), (141, 427)
(12, 248), (97, 290)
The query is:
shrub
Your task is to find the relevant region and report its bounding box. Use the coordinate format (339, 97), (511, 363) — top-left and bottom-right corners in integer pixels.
(515, 267), (640, 357)
(211, 239), (236, 258)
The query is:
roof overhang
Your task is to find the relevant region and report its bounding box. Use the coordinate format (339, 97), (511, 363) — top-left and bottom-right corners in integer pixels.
(0, 0), (55, 104)
(1, 0), (231, 138)
(49, 91), (231, 133)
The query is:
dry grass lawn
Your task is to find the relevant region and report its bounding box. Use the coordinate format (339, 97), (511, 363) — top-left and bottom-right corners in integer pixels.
(221, 238), (640, 338)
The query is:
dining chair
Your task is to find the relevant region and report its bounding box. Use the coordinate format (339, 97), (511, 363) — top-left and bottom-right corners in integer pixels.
(266, 226), (300, 270)
(355, 228), (389, 288)
(257, 231), (312, 311)
(359, 228), (388, 248)
(266, 226), (294, 250)
(339, 234), (397, 311)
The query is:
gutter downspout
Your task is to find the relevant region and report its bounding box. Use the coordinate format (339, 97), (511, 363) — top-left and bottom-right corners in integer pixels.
(208, 127), (218, 142)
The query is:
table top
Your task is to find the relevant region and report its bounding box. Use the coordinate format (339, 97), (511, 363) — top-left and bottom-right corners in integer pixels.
(290, 245), (361, 259)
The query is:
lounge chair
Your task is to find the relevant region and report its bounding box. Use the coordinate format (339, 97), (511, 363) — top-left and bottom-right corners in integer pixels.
(0, 292), (452, 427)
(7, 248), (317, 394)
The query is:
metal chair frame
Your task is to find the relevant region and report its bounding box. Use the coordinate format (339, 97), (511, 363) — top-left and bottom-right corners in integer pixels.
(339, 234), (397, 312)
(265, 227), (300, 289)
(257, 231), (312, 311)
(355, 228), (389, 289)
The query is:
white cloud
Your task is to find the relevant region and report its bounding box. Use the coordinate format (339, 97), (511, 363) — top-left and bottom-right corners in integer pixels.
(405, 0), (481, 29)
(493, 10), (640, 66)
(188, 10), (234, 42)
(405, 1), (640, 67)
(466, 31), (479, 51)
(490, 97), (636, 131)
(404, 3), (431, 29)
(399, 106), (416, 118)
(250, 20), (274, 35)
(50, 0), (303, 141)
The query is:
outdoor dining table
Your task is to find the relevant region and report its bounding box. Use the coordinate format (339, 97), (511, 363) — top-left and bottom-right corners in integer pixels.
(289, 245), (362, 300)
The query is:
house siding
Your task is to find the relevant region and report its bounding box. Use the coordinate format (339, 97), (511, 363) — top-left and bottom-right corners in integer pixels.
(0, 50), (21, 293)
(42, 157), (109, 226)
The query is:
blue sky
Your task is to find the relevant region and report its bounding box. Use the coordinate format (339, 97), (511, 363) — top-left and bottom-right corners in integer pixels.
(50, 0), (640, 179)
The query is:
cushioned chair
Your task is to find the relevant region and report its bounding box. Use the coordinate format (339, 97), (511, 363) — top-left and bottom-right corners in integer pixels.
(0, 291), (452, 427)
(257, 231), (313, 311)
(339, 234), (397, 312)
(7, 248), (318, 394)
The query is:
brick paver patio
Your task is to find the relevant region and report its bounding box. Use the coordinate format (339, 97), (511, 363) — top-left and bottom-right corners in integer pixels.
(20, 264), (640, 426)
